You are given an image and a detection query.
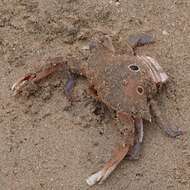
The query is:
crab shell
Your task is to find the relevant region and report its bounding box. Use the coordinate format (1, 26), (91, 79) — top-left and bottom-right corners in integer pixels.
(82, 42), (168, 121)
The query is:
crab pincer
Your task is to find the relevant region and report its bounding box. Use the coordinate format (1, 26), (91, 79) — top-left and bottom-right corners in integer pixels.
(86, 144), (130, 185)
(11, 58), (66, 95)
(11, 73), (37, 95)
(87, 112), (135, 186)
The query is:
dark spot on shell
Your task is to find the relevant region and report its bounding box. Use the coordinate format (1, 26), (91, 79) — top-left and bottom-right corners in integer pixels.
(128, 64), (140, 72)
(136, 86), (144, 95)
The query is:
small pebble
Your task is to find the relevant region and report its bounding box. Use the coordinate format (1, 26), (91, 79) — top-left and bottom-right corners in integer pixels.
(99, 128), (104, 135)
(115, 2), (120, 6)
(162, 30), (169, 35)
(81, 45), (90, 50)
(178, 178), (188, 185)
(93, 142), (99, 146)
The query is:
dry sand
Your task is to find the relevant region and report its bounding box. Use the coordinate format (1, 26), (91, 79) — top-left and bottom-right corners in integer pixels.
(0, 0), (190, 189)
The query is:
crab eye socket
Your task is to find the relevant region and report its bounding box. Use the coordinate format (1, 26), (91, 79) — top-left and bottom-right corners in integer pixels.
(128, 64), (140, 72)
(136, 86), (144, 95)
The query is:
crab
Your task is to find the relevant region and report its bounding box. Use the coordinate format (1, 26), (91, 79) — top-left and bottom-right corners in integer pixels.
(11, 32), (183, 186)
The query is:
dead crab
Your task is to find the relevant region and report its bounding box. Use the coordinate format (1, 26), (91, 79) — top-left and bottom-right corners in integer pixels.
(12, 32), (183, 186)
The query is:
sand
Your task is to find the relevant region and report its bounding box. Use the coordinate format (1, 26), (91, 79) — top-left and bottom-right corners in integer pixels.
(0, 0), (190, 189)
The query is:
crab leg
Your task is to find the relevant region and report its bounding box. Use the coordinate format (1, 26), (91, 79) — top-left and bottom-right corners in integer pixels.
(150, 100), (183, 138)
(127, 33), (155, 49)
(86, 144), (130, 186)
(65, 74), (77, 98)
(127, 33), (155, 55)
(11, 57), (67, 95)
(135, 118), (144, 143)
(127, 118), (144, 160)
(86, 112), (134, 186)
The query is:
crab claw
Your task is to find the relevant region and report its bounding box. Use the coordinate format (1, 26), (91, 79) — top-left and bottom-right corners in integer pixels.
(12, 60), (66, 95)
(86, 144), (130, 186)
(11, 73), (36, 95)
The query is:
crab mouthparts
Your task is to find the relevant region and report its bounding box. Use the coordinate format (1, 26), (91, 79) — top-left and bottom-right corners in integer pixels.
(138, 56), (168, 84)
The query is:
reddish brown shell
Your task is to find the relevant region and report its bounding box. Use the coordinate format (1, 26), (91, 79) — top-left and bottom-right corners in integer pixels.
(71, 35), (168, 121)
(86, 52), (157, 120)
